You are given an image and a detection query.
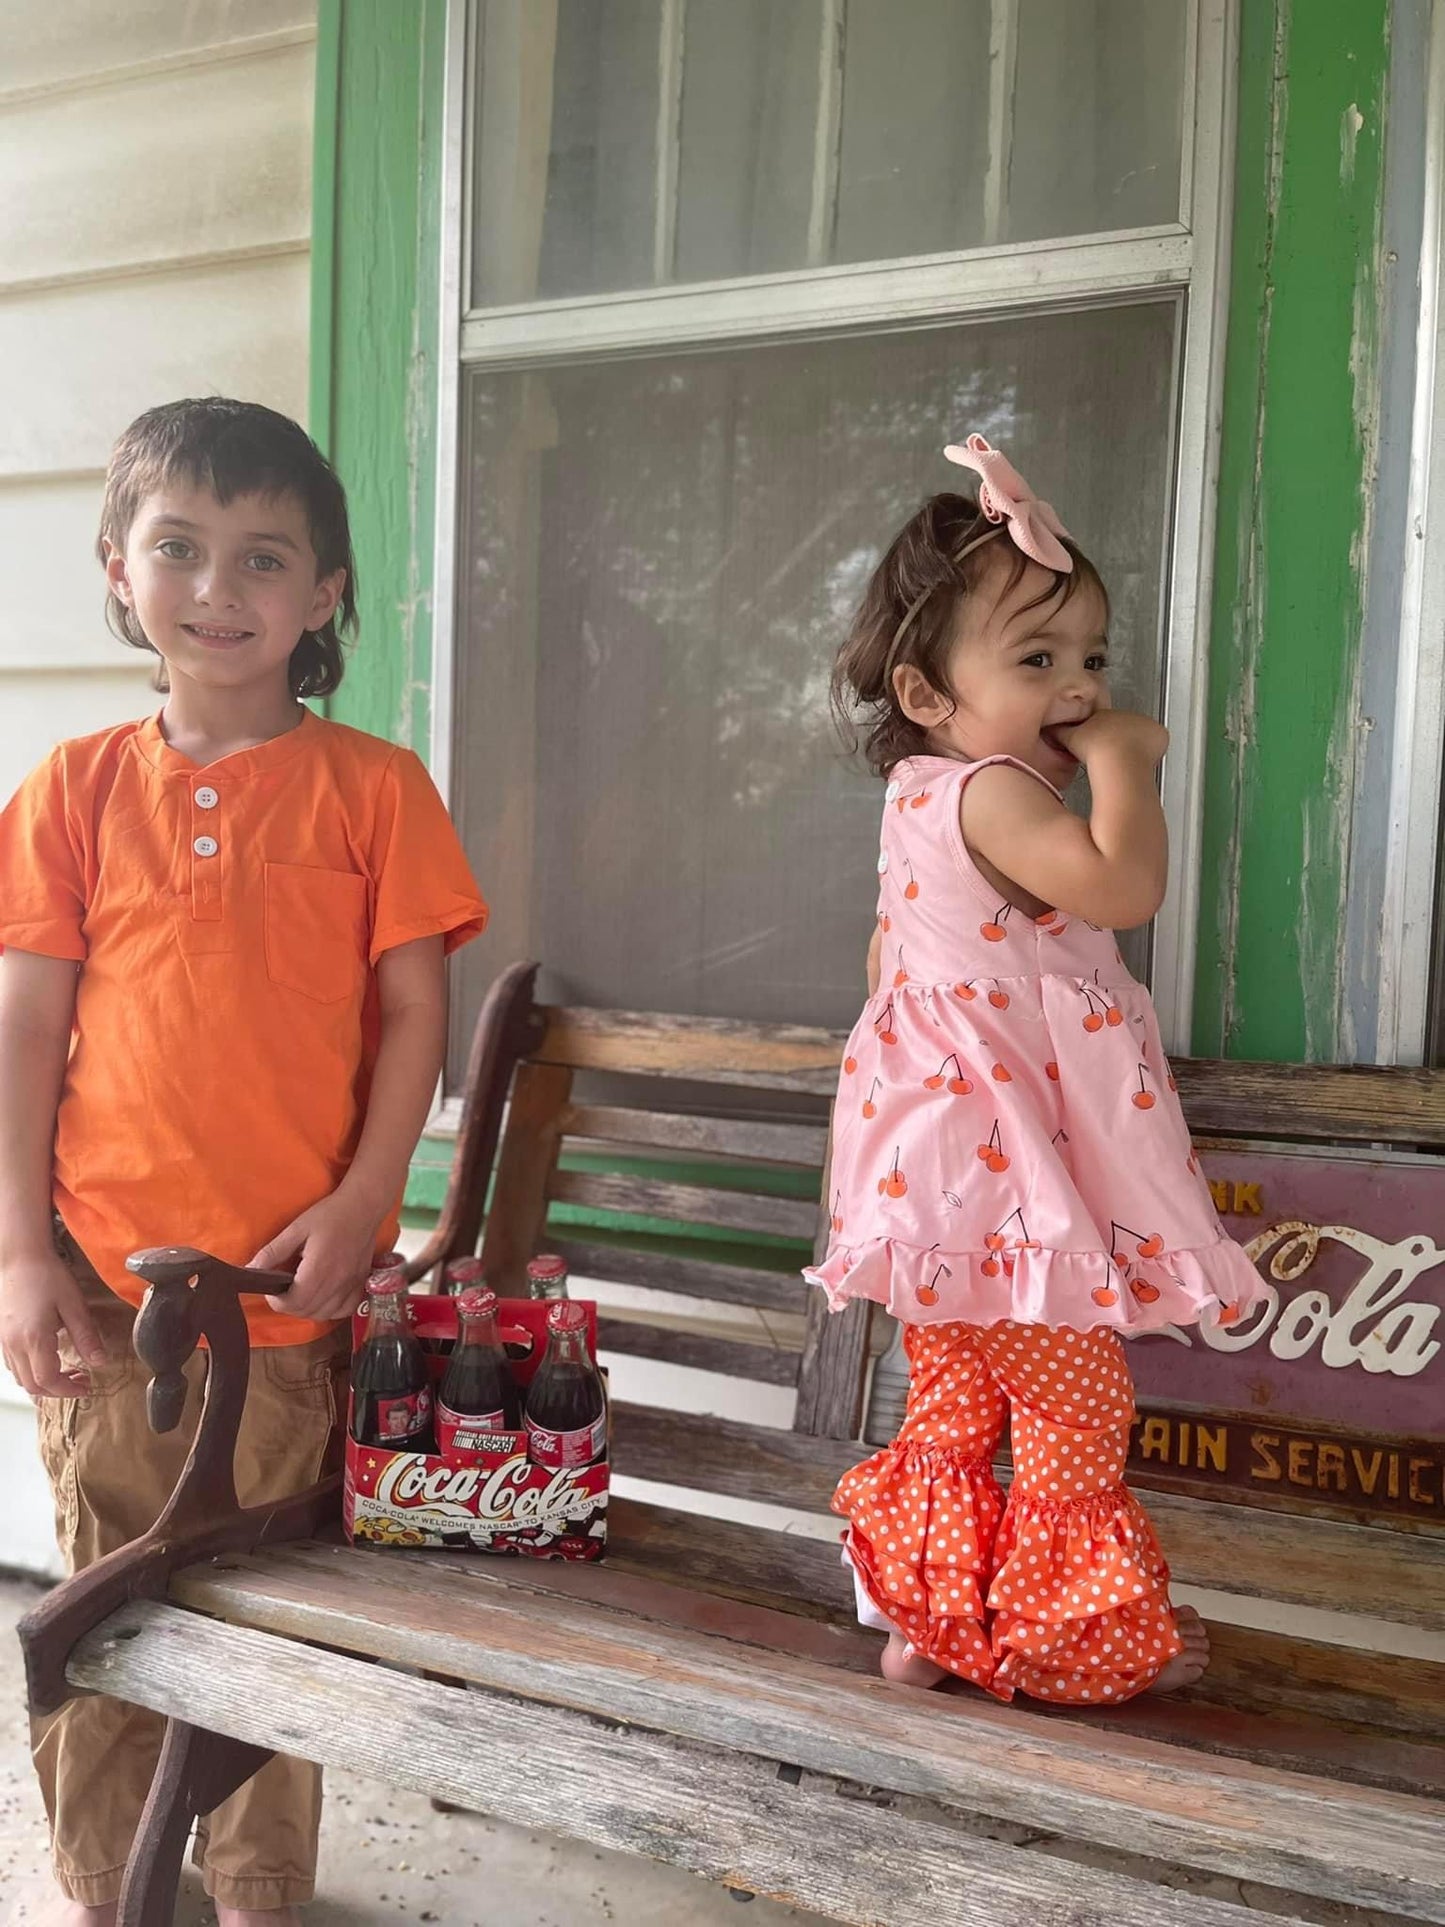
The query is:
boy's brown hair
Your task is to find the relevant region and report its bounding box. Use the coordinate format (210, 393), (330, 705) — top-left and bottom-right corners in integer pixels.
(832, 492), (1109, 777)
(97, 397), (358, 699)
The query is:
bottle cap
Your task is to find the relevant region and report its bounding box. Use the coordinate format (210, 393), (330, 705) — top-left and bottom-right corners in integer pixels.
(456, 1285), (499, 1318)
(445, 1256), (486, 1285)
(366, 1268), (408, 1295)
(373, 1250), (407, 1271)
(526, 1254), (567, 1282)
(546, 1300), (587, 1333)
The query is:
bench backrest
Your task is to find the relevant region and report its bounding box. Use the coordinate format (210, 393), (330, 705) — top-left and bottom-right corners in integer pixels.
(411, 962), (1445, 1733)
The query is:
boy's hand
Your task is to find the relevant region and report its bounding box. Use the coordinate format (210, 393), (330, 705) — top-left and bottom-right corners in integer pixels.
(1054, 709), (1169, 770)
(0, 1251), (107, 1399)
(248, 1192), (381, 1321)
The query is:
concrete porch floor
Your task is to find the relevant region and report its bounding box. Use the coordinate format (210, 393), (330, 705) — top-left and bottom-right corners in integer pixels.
(0, 1577), (822, 1927)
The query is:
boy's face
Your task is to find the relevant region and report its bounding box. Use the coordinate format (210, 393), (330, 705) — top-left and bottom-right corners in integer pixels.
(104, 483), (345, 696)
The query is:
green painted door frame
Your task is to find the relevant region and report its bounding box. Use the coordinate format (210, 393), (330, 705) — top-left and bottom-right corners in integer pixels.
(310, 0), (448, 761)
(314, 0), (1398, 1070)
(1194, 0), (1392, 1063)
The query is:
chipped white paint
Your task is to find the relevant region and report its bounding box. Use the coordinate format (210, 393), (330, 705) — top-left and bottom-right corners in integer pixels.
(1341, 99), (1365, 184)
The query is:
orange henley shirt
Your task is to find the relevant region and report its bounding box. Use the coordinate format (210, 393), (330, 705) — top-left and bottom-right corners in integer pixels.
(0, 709), (487, 1345)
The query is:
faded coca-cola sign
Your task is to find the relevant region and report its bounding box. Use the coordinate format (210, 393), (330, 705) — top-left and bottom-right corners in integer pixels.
(1131, 1149), (1445, 1440)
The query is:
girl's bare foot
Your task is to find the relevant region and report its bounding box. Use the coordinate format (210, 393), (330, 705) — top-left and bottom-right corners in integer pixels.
(880, 1629), (948, 1688)
(46, 1903), (117, 1926)
(1147, 1604), (1210, 1693)
(216, 1910), (302, 1926)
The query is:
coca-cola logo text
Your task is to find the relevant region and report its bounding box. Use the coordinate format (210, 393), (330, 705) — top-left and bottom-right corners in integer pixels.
(372, 1450), (603, 1531)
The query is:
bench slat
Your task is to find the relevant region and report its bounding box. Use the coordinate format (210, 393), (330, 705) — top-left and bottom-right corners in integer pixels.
(549, 1237), (808, 1314)
(538, 1007), (842, 1093)
(138, 1558), (1445, 1919)
(549, 1169), (819, 1242)
(564, 1104), (830, 1167)
(596, 1316), (800, 1386)
(610, 1404), (858, 1510)
(606, 1499), (1445, 1761)
(69, 1599), (1326, 1927)
(1175, 1058), (1445, 1146)
(179, 1528), (1445, 1778)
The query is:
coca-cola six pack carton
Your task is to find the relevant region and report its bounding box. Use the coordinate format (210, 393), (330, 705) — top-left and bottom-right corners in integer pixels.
(343, 1292), (609, 1559)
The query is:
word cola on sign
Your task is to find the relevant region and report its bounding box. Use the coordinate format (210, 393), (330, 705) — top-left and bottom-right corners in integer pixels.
(1157, 1221), (1442, 1378)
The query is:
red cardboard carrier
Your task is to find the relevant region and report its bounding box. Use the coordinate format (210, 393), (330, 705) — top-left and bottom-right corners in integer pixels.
(343, 1294), (608, 1559)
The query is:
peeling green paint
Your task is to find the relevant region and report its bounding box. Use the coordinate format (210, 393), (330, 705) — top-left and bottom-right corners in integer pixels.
(312, 0), (448, 757)
(1194, 0), (1391, 1062)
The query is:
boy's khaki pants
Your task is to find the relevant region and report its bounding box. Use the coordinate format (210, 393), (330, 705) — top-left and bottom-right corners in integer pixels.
(31, 1223), (350, 1909)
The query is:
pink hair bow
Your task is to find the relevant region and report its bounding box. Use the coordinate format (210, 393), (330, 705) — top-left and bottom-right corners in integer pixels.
(943, 433), (1074, 574)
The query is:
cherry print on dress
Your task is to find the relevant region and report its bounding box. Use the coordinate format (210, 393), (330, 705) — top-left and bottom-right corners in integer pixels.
(987, 983), (1011, 1010)
(924, 1053), (973, 1095)
(874, 1001), (898, 1046)
(862, 1077), (881, 1120)
(916, 1259), (950, 1307)
(1079, 984), (1123, 1033)
(910, 789), (931, 809)
(954, 981), (978, 1002)
(894, 947), (910, 988)
(1132, 1064), (1157, 1110)
(981, 904), (1013, 942)
(903, 858), (920, 901)
(878, 1148), (908, 1198)
(1111, 1220), (1165, 1262)
(831, 1190), (844, 1233)
(976, 1121), (1009, 1173)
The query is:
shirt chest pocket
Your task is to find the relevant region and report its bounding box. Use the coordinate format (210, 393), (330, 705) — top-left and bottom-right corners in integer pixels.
(264, 863), (370, 1005)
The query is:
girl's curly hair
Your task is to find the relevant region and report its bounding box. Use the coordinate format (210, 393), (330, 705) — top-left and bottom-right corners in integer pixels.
(831, 492), (1108, 777)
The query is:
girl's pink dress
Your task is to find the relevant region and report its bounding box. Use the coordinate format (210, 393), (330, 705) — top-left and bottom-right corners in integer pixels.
(806, 753), (1268, 1333)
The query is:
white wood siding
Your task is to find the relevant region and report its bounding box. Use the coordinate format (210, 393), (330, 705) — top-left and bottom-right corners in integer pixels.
(0, 1), (317, 1576)
(0, 1), (316, 807)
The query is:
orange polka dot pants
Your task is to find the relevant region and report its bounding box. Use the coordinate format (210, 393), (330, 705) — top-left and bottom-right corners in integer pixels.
(834, 1320), (1183, 1705)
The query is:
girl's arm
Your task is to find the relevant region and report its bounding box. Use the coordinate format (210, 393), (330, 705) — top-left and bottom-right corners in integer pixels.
(0, 950), (106, 1396)
(251, 934), (447, 1320)
(866, 924), (882, 997)
(962, 711), (1170, 929)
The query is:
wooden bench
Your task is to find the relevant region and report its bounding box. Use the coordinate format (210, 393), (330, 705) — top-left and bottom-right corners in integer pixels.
(20, 960), (1445, 1925)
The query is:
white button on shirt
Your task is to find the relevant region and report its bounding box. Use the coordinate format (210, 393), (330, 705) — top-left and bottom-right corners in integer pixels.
(193, 836), (219, 858)
(194, 786), (219, 809)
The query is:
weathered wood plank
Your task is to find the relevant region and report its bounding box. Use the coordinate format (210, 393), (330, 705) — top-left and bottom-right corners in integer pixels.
(537, 1006), (843, 1093)
(406, 960), (546, 1280)
(793, 1290), (871, 1440)
(605, 1499), (1445, 1761)
(480, 1058), (574, 1294)
(548, 1169), (818, 1242)
(605, 1498), (852, 1618)
(115, 1573), (1445, 1917)
(610, 1404), (859, 1511)
(547, 1238), (808, 1314)
(534, 1010), (1445, 1141)
(564, 1103), (829, 1168)
(1145, 1488), (1445, 1632)
(595, 1316), (800, 1386)
(67, 1601), (1327, 1927)
(1174, 1057), (1445, 1147)
(173, 1531), (1445, 1799)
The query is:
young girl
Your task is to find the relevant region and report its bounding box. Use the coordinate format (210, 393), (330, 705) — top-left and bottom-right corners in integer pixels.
(807, 434), (1266, 1706)
(0, 398), (487, 1925)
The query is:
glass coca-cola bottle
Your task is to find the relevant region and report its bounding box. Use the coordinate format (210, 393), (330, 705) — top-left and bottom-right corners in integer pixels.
(525, 1254), (570, 1301)
(351, 1269), (434, 1453)
(431, 1255), (486, 1357)
(524, 1301), (607, 1471)
(436, 1286), (522, 1464)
